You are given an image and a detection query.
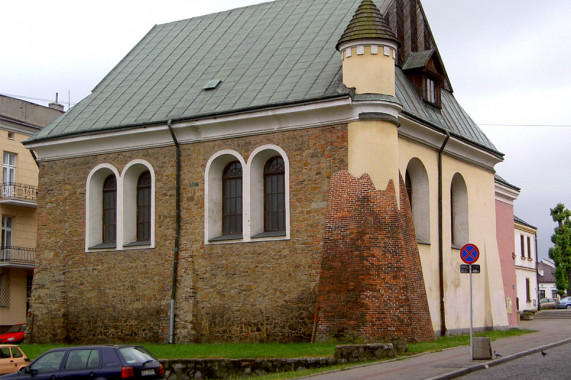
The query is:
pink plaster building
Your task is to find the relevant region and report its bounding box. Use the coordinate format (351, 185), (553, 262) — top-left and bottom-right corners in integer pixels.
(494, 175), (520, 327)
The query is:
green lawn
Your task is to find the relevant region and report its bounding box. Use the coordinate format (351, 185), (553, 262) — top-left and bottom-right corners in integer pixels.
(20, 328), (533, 362)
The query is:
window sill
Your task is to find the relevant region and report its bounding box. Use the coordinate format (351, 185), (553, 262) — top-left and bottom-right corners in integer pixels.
(252, 231), (286, 239)
(88, 243), (116, 250)
(124, 240), (152, 248)
(451, 244), (462, 250)
(209, 234), (243, 242)
(417, 239), (430, 246)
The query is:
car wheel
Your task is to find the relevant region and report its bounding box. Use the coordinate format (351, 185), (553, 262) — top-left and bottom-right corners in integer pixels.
(566, 305), (571, 309)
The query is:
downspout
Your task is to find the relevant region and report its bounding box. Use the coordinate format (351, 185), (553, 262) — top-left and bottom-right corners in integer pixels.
(167, 120), (181, 344)
(30, 150), (39, 168)
(438, 131), (450, 336)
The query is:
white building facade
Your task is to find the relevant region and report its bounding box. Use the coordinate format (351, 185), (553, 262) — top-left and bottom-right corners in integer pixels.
(514, 216), (538, 313)
(538, 259), (558, 300)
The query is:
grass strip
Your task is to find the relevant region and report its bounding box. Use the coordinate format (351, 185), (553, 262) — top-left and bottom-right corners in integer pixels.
(19, 328), (533, 365)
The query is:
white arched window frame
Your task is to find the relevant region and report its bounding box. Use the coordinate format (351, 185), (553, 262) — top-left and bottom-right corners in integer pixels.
(450, 173), (469, 248)
(247, 145), (290, 240)
(85, 164), (121, 251)
(405, 158), (430, 244)
(122, 160), (156, 248)
(204, 150), (247, 242)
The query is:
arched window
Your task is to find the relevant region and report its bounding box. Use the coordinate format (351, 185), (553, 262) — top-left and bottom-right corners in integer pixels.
(102, 175), (117, 244)
(136, 171), (151, 242)
(451, 173), (468, 247)
(264, 157), (285, 232)
(222, 161), (243, 236)
(405, 170), (413, 209)
(405, 158), (430, 243)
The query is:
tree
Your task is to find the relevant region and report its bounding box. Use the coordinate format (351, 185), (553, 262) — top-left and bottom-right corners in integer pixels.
(549, 203), (571, 297)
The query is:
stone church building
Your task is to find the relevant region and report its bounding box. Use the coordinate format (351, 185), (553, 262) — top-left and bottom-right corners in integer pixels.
(25, 0), (508, 344)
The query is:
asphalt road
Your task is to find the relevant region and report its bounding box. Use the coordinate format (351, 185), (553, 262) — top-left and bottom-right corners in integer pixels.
(458, 341), (571, 380)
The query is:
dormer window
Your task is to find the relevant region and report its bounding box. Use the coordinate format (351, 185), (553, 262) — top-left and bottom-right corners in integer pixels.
(402, 49), (445, 108)
(424, 77), (440, 106)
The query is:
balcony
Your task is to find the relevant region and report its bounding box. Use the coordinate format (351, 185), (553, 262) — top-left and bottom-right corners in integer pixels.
(0, 246), (35, 268)
(0, 183), (38, 207)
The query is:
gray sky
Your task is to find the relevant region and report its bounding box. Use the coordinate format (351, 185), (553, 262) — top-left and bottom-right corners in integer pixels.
(3, 0), (571, 260)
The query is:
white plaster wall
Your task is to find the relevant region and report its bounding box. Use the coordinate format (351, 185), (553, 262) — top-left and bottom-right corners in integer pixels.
(398, 135), (508, 334)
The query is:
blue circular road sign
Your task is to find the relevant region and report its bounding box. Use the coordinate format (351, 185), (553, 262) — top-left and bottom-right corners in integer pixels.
(460, 243), (479, 264)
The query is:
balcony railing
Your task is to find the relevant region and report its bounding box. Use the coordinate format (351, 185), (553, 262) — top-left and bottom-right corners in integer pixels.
(0, 183), (38, 206)
(0, 246), (36, 266)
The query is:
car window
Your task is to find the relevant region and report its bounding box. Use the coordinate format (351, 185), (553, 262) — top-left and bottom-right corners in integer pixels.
(31, 351), (65, 373)
(0, 347), (11, 359)
(6, 325), (26, 333)
(101, 347), (121, 368)
(118, 347), (155, 364)
(64, 349), (100, 370)
(11, 347), (23, 358)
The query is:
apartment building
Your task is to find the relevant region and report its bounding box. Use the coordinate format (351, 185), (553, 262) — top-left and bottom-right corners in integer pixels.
(0, 95), (62, 333)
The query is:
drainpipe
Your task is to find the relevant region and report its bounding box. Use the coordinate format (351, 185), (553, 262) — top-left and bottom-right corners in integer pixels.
(29, 150), (39, 168)
(438, 131), (450, 336)
(167, 120), (181, 344)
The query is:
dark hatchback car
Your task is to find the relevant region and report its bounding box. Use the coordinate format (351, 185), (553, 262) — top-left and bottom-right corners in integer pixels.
(0, 345), (164, 379)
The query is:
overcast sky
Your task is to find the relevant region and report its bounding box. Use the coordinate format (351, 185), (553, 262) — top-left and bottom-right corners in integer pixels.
(3, 0), (571, 260)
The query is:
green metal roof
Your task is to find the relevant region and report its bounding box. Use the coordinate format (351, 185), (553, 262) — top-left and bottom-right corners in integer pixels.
(494, 174), (520, 191)
(514, 215), (537, 230)
(402, 49), (435, 71)
(27, 0), (500, 156)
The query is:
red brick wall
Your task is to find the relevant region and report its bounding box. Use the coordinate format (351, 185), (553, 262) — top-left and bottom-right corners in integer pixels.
(315, 171), (434, 342)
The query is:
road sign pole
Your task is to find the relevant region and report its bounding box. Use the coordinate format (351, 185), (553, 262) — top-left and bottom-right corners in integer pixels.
(470, 264), (473, 360)
(460, 243), (479, 361)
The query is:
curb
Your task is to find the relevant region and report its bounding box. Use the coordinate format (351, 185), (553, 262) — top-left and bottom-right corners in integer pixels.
(425, 337), (571, 380)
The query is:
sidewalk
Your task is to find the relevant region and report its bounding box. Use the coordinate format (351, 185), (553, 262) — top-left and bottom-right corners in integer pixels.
(302, 311), (571, 380)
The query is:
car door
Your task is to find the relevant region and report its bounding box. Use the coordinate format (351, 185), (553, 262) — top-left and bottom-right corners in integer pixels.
(10, 346), (29, 372)
(19, 350), (66, 379)
(0, 346), (13, 374)
(57, 348), (103, 380)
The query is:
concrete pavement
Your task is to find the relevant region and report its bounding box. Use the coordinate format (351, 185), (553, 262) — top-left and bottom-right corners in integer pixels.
(300, 310), (571, 380)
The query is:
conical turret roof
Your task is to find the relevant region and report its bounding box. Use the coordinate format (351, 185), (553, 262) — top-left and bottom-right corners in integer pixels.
(336, 0), (398, 51)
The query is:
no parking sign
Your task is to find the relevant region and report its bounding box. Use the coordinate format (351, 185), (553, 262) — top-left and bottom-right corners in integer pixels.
(459, 243), (480, 361)
(460, 243), (479, 264)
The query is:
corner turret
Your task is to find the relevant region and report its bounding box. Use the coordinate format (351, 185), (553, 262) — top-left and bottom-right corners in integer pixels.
(337, 0), (398, 96)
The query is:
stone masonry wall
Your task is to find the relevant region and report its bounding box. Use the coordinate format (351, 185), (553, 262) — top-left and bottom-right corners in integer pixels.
(175, 124), (347, 343)
(29, 148), (178, 343)
(29, 124), (347, 343)
(315, 171), (434, 343)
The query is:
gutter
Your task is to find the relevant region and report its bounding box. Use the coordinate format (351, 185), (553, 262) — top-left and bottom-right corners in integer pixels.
(438, 131), (450, 336)
(167, 120), (181, 344)
(23, 94), (352, 146)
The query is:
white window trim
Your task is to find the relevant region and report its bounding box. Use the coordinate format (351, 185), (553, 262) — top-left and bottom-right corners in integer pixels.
(204, 145), (290, 244)
(247, 144), (290, 241)
(405, 158), (430, 244)
(121, 160), (156, 249)
(86, 164), (121, 251)
(85, 160), (155, 252)
(204, 150), (248, 243)
(451, 173), (469, 247)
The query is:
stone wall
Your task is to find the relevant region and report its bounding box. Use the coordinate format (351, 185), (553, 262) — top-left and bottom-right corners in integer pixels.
(175, 124), (348, 343)
(161, 343), (401, 379)
(315, 171), (434, 343)
(28, 124), (348, 343)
